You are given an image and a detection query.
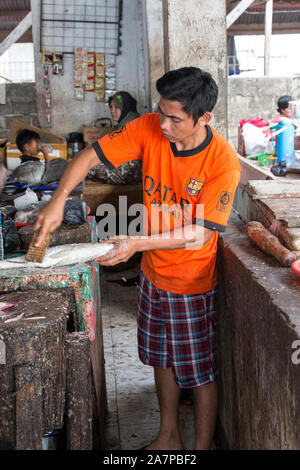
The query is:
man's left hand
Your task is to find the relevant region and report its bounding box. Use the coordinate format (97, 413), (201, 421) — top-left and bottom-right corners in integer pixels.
(96, 236), (139, 266)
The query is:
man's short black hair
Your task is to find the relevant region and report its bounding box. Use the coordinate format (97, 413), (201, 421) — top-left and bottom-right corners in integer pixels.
(277, 95), (293, 114)
(156, 67), (218, 125)
(16, 129), (40, 153)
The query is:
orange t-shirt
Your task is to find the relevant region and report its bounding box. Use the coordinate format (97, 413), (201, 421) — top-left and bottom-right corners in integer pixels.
(93, 113), (241, 294)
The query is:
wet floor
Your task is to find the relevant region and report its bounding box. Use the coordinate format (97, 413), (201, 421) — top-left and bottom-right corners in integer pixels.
(100, 265), (196, 450)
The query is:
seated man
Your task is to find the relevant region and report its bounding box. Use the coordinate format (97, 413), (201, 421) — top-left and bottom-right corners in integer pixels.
(16, 129), (50, 166)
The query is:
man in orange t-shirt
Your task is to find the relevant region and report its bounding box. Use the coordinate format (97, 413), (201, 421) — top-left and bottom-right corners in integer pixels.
(35, 67), (241, 450)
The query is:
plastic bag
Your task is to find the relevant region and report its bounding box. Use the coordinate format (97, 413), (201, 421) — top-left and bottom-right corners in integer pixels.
(14, 201), (47, 224)
(242, 123), (269, 156)
(14, 187), (38, 210)
(2, 217), (20, 253)
(63, 198), (87, 225)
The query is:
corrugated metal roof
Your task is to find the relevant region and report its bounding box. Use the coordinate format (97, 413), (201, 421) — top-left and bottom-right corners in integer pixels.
(0, 0), (32, 43)
(237, 7), (300, 25)
(227, 0), (300, 32)
(0, 0), (31, 11)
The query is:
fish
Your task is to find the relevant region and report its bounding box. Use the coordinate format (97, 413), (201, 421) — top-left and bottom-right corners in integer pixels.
(0, 242), (114, 269)
(10, 161), (45, 185)
(42, 158), (68, 183)
(0, 301), (18, 310)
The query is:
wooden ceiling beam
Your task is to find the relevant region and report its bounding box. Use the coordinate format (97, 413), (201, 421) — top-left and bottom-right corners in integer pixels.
(0, 11), (32, 56)
(227, 0), (257, 29)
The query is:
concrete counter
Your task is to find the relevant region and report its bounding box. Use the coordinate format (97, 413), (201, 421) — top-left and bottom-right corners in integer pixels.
(216, 211), (300, 449)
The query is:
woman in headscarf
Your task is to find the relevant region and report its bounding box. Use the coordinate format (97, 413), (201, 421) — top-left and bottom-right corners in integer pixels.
(88, 91), (142, 184)
(109, 91), (139, 128)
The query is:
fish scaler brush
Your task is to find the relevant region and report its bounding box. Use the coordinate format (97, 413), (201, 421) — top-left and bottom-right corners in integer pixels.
(25, 232), (50, 263)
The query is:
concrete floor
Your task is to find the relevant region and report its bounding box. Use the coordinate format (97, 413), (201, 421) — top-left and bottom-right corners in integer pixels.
(100, 265), (196, 451)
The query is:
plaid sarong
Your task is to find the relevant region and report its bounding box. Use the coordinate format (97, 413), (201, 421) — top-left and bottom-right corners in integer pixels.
(137, 270), (217, 388)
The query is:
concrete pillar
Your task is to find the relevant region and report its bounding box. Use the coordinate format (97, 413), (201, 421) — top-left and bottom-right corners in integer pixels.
(163, 0), (228, 137)
(145, 0), (165, 111)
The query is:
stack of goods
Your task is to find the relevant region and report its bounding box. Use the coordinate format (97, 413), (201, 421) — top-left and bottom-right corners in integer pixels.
(104, 54), (116, 102)
(43, 64), (51, 127)
(86, 52), (95, 92)
(74, 47), (88, 101)
(95, 53), (105, 102)
(41, 52), (64, 126)
(74, 49), (116, 102)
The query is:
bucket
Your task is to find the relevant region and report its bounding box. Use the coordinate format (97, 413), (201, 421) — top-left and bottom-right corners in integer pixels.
(14, 189), (38, 210)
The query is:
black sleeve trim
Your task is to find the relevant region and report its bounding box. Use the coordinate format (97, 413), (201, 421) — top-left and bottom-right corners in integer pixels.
(194, 218), (226, 233)
(92, 141), (115, 170)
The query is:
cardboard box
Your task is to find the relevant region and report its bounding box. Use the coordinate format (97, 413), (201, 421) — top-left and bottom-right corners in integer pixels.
(6, 143), (67, 170)
(83, 126), (112, 145)
(0, 139), (6, 165)
(8, 118), (66, 144)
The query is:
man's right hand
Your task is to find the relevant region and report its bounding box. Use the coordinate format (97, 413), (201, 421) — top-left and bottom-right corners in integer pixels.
(33, 200), (64, 247)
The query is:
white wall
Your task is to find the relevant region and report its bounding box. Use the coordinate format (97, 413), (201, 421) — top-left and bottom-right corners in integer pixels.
(228, 76), (300, 149)
(30, 0), (150, 136)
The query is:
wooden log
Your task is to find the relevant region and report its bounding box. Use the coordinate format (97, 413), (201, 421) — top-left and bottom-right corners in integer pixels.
(0, 290), (68, 449)
(245, 221), (296, 267)
(18, 222), (91, 250)
(65, 332), (92, 450)
(276, 226), (300, 252)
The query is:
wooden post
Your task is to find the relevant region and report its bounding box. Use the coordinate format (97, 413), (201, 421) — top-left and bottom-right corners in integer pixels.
(65, 332), (93, 450)
(264, 0), (273, 76)
(226, 0), (256, 29)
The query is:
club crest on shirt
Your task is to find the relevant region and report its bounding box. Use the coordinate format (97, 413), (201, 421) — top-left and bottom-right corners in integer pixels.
(186, 178), (205, 197)
(109, 126), (125, 139)
(216, 191), (232, 212)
